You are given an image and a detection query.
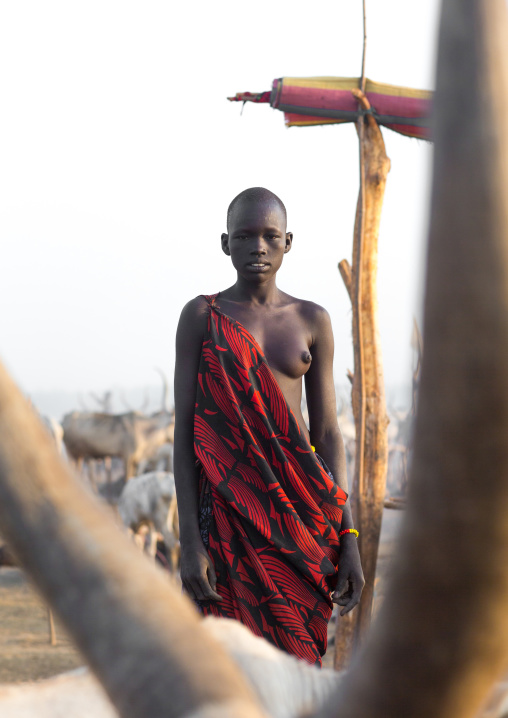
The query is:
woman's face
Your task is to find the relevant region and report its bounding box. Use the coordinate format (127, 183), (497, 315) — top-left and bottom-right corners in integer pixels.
(221, 198), (292, 282)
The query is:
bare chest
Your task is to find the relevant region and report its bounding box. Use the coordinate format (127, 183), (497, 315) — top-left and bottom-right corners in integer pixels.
(217, 304), (312, 380)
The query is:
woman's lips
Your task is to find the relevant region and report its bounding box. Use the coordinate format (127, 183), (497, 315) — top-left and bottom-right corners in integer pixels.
(246, 262), (270, 272)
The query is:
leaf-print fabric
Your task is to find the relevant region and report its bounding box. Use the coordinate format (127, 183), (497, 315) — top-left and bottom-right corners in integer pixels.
(195, 293), (347, 666)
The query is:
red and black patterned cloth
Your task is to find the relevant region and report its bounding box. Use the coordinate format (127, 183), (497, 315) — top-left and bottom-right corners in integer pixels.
(194, 293), (348, 666)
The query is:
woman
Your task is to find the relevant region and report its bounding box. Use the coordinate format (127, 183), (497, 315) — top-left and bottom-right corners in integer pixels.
(173, 187), (364, 666)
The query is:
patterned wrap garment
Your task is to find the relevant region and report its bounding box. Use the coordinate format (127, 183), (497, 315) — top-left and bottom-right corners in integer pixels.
(194, 293), (348, 666)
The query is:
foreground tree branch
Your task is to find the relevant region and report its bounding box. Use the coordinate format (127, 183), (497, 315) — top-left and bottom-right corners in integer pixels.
(326, 0), (508, 715)
(0, 369), (265, 718)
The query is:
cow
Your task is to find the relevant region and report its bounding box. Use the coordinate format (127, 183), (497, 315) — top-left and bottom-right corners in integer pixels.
(62, 409), (174, 481)
(136, 440), (174, 475)
(0, 619), (343, 718)
(62, 370), (174, 480)
(117, 471), (179, 570)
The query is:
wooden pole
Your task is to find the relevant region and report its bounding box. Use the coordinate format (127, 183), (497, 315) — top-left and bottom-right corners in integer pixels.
(324, 0), (508, 712)
(335, 90), (390, 666)
(333, 6), (369, 671)
(354, 10), (368, 553)
(48, 607), (57, 646)
(334, 3), (391, 663)
(360, 0), (367, 92)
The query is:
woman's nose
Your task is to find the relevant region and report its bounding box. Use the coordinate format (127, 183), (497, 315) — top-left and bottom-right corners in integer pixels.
(250, 238), (267, 255)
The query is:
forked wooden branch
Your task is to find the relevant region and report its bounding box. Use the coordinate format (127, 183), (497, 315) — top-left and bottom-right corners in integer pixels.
(335, 85), (391, 667)
(339, 260), (353, 300)
(325, 0), (508, 716)
(383, 497), (406, 511)
(0, 367), (265, 718)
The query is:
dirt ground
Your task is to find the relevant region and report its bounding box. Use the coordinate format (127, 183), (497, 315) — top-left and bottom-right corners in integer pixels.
(0, 568), (85, 683)
(0, 510), (402, 684)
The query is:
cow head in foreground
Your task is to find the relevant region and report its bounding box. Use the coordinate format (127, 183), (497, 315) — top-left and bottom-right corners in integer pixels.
(1, 0), (508, 717)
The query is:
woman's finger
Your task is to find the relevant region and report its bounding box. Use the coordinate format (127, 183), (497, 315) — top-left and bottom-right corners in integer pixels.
(333, 575), (348, 600)
(339, 580), (363, 616)
(333, 595), (351, 606)
(207, 560), (218, 591)
(199, 576), (222, 601)
(189, 578), (208, 602)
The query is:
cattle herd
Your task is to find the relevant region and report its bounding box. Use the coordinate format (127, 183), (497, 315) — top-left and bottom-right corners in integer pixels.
(15, 371), (410, 578)
(57, 376), (178, 566)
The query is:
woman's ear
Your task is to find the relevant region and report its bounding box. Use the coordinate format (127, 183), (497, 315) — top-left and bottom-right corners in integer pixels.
(221, 233), (231, 256)
(284, 232), (293, 253)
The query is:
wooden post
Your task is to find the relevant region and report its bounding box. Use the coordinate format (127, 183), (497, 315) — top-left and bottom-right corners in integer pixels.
(48, 607), (57, 646)
(335, 90), (390, 668)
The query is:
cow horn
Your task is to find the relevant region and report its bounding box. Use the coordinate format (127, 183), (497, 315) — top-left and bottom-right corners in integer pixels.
(0, 367), (265, 718)
(154, 366), (170, 413)
(318, 1), (508, 717)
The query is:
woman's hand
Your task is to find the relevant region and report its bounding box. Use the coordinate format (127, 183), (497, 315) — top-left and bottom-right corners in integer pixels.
(180, 541), (222, 602)
(332, 535), (365, 615)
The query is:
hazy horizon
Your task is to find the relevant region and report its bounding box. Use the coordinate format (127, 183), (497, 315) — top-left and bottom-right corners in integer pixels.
(30, 381), (413, 422)
(1, 0), (439, 403)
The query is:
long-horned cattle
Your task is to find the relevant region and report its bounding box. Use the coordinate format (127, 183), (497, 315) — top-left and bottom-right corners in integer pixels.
(2, 1), (508, 717)
(62, 372), (174, 480)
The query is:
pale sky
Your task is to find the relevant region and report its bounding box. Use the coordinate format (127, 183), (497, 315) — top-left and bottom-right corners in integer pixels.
(0, 0), (440, 411)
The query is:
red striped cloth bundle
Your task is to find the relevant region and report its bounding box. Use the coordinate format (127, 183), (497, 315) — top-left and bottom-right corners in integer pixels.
(229, 76), (432, 140)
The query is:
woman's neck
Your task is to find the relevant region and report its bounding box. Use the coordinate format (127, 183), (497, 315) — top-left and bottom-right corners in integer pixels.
(226, 276), (281, 307)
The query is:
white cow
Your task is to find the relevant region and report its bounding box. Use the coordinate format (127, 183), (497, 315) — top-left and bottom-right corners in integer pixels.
(136, 440), (174, 475)
(117, 471), (179, 569)
(0, 618), (341, 718)
(0, 619), (507, 718)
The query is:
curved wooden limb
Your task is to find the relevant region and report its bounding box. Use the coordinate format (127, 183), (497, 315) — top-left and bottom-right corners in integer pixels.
(383, 497), (406, 511)
(0, 365), (265, 718)
(351, 88), (371, 109)
(325, 0), (508, 716)
(339, 259), (353, 302)
(352, 88), (391, 173)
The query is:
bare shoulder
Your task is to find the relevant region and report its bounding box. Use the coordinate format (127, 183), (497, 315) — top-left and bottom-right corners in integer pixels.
(282, 293), (333, 341)
(179, 295), (209, 322)
(176, 295), (210, 347)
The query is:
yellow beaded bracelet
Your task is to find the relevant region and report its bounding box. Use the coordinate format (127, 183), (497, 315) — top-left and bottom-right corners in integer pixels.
(339, 529), (359, 538)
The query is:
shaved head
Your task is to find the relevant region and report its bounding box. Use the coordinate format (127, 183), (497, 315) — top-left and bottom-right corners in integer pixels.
(227, 187), (287, 231)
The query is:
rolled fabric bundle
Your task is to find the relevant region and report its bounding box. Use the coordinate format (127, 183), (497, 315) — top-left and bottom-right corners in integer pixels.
(229, 76), (432, 140)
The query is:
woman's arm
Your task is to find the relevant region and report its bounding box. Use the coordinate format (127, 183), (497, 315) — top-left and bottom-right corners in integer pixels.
(174, 296), (221, 602)
(304, 304), (364, 615)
